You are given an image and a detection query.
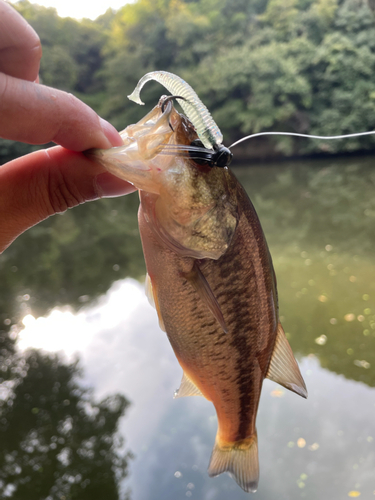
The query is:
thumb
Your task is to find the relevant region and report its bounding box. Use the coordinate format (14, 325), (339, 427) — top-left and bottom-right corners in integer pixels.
(0, 146), (136, 253)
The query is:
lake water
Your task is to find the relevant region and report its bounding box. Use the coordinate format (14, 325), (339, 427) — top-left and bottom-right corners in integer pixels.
(1, 155), (375, 499)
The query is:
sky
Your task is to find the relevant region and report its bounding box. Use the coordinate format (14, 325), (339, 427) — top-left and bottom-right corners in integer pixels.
(11, 0), (134, 20)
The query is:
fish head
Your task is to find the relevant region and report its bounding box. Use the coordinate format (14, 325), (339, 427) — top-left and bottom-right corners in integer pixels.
(88, 97), (239, 259)
(87, 96), (179, 194)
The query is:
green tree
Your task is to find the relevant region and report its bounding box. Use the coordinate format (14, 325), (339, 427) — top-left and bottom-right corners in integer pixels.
(39, 45), (78, 90)
(259, 0), (300, 38)
(308, 31), (375, 152)
(15, 1), (108, 94)
(4, 0), (375, 163)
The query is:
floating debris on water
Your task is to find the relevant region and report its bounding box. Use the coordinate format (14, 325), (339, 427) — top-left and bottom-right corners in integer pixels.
(344, 313), (356, 322)
(354, 359), (371, 369)
(297, 438), (306, 448)
(297, 473), (307, 489)
(308, 443), (319, 451)
(318, 295), (328, 303)
(348, 491), (361, 497)
(315, 335), (327, 345)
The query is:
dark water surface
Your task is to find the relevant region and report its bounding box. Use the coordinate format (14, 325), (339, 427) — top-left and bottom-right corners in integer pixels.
(1, 156), (375, 499)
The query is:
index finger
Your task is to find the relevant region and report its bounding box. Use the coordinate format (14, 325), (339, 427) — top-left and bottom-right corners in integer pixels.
(0, 0), (42, 81)
(0, 73), (122, 150)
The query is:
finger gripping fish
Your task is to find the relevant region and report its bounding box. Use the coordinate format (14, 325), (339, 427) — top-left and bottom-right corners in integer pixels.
(88, 76), (307, 493)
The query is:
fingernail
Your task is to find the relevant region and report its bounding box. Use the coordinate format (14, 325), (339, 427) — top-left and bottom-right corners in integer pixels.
(94, 172), (136, 198)
(99, 118), (123, 147)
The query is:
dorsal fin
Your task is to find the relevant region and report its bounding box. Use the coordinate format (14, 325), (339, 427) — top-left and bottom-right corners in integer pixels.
(145, 273), (166, 332)
(184, 262), (227, 333)
(174, 371), (204, 398)
(266, 323), (307, 399)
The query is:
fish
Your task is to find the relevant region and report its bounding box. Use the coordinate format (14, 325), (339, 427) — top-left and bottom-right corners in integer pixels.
(87, 71), (307, 493)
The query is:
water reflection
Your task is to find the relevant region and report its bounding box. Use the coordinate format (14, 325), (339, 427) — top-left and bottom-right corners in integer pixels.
(1, 155), (375, 498)
(16, 278), (375, 500)
(0, 192), (143, 324)
(236, 157), (375, 387)
(0, 349), (131, 499)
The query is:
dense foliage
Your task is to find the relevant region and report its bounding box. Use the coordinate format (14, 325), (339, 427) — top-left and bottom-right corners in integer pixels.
(2, 0), (375, 161)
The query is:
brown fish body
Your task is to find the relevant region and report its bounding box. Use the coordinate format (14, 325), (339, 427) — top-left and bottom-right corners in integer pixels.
(139, 173), (277, 440)
(89, 98), (307, 493)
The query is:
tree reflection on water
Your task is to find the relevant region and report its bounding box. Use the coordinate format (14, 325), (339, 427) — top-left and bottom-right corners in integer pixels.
(0, 350), (131, 500)
(237, 156), (375, 387)
(0, 155), (375, 498)
(0, 192), (143, 324)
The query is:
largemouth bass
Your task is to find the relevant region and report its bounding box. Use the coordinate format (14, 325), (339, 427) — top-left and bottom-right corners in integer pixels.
(88, 75), (307, 493)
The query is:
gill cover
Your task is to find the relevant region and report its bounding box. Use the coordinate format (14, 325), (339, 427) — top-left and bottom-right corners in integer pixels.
(128, 70), (223, 150)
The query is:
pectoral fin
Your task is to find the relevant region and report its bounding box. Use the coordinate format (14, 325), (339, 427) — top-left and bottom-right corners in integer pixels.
(145, 273), (155, 308)
(266, 323), (308, 399)
(145, 273), (166, 332)
(174, 371), (203, 398)
(184, 262), (228, 333)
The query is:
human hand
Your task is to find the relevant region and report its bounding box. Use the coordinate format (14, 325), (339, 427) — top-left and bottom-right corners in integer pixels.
(0, 1), (135, 253)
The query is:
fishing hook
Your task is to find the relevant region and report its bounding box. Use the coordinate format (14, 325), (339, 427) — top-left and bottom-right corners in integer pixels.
(161, 95), (187, 131)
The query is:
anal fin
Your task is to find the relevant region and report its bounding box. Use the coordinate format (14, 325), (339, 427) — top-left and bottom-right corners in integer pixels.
(184, 262), (228, 333)
(174, 371), (204, 399)
(266, 322), (308, 399)
(145, 273), (165, 332)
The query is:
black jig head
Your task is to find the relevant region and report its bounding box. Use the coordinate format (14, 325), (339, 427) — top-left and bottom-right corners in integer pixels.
(189, 139), (233, 169)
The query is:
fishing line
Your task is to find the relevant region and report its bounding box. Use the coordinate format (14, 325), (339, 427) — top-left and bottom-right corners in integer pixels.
(229, 131), (375, 149)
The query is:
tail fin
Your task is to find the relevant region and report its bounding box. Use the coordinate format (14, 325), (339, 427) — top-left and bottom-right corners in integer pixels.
(207, 432), (259, 493)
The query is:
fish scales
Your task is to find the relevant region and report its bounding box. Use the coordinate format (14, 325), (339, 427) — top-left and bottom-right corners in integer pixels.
(89, 90), (307, 493)
(138, 170), (277, 447)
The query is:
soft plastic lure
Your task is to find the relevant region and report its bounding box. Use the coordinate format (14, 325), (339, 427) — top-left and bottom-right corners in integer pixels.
(128, 71), (233, 168)
(128, 71), (222, 149)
